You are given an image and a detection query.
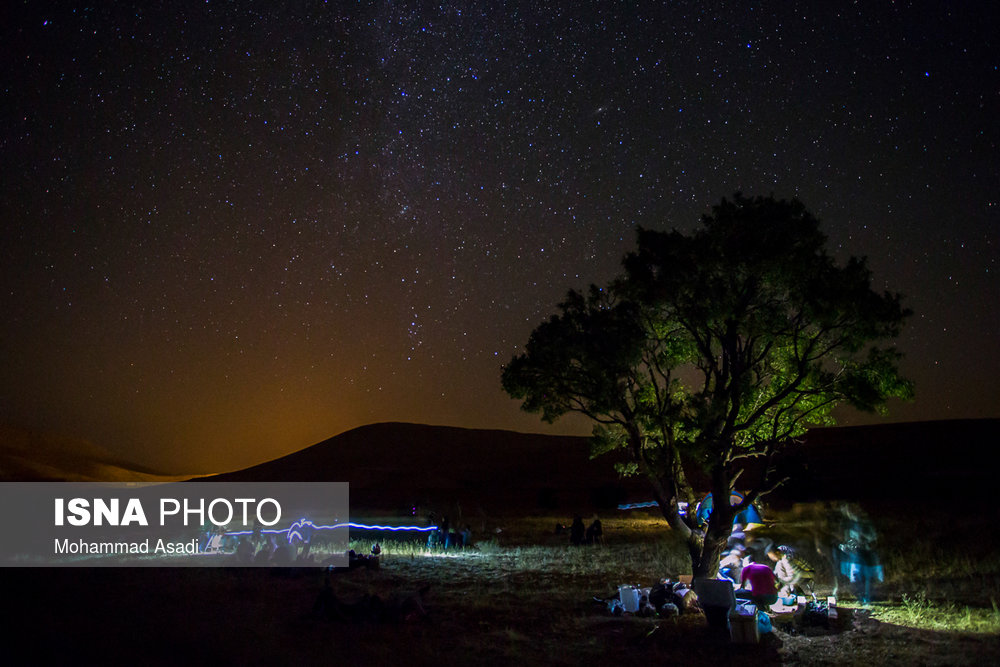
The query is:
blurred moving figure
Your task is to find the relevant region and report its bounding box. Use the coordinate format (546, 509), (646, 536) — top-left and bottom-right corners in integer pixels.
(833, 504), (884, 604)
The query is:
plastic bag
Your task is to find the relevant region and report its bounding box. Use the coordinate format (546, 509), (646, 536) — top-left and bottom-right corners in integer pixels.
(757, 611), (773, 634)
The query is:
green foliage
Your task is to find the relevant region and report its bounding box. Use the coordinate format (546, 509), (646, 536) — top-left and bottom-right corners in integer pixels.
(502, 194), (912, 570)
(501, 286), (647, 424)
(871, 593), (1000, 634)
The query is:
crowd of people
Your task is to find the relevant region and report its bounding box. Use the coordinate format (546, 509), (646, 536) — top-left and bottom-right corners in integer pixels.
(425, 515), (472, 549)
(554, 514), (603, 546)
(715, 501), (885, 610)
(717, 523), (815, 609)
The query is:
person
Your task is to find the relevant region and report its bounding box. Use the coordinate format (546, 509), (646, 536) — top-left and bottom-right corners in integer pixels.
(569, 516), (585, 546)
(235, 536), (254, 564)
(439, 516), (450, 549)
(727, 523), (746, 550)
(773, 545), (814, 597)
(460, 524), (472, 548)
(719, 544), (746, 585)
(836, 504), (884, 603)
(585, 515), (603, 545)
(745, 533), (775, 566)
(740, 553), (778, 611)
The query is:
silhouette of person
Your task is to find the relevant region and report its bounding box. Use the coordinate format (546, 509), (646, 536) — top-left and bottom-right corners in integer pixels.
(585, 515), (603, 545)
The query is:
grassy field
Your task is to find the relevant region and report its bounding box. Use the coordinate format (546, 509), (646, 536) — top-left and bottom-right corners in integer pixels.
(6, 506), (1000, 665)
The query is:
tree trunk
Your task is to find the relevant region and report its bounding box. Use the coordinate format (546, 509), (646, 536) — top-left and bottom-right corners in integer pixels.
(690, 464), (736, 578)
(692, 512), (733, 578)
(629, 424), (693, 543)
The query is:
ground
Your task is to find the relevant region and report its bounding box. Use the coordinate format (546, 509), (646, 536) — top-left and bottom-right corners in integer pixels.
(5, 509), (999, 665)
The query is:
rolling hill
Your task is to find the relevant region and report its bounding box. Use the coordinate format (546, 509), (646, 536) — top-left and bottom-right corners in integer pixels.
(206, 421), (646, 512)
(5, 418), (995, 514)
(0, 425), (191, 483)
(206, 419), (1000, 513)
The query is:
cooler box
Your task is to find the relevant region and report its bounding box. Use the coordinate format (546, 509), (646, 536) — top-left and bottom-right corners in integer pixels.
(730, 613), (760, 644)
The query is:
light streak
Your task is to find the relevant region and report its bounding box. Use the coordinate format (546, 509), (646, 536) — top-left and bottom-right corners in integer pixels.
(617, 501), (689, 515)
(224, 518), (439, 543)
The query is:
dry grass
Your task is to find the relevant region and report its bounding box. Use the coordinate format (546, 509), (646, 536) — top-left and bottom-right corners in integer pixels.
(4, 507), (999, 665)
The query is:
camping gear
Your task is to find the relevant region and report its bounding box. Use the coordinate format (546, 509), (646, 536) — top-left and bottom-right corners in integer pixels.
(692, 578), (738, 633)
(757, 610), (773, 634)
(798, 600), (830, 628)
(730, 602), (759, 644)
(618, 585), (641, 613)
(693, 491), (763, 528)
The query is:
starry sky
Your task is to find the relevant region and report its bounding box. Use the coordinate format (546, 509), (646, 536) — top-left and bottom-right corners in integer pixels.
(2, 2), (997, 474)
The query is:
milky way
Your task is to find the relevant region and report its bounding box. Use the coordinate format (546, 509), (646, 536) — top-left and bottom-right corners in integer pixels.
(2, 2), (997, 472)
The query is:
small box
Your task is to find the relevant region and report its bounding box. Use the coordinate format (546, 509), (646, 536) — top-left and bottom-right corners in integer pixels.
(730, 613), (760, 644)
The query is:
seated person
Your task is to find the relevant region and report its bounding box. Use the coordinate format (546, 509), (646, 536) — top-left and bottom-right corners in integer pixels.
(739, 553), (778, 610)
(585, 516), (603, 545)
(727, 523), (746, 549)
(719, 544), (746, 585)
(773, 545), (812, 597)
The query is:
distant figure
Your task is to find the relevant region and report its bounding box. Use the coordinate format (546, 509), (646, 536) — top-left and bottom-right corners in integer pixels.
(271, 540), (293, 566)
(569, 516), (585, 546)
(460, 525), (472, 548)
(740, 553), (778, 610)
(298, 520), (315, 560)
(235, 537), (254, 564)
(254, 534), (276, 564)
(585, 515), (604, 545)
(439, 516), (450, 549)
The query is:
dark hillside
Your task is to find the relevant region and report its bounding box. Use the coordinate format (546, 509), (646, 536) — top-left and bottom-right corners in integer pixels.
(207, 419), (999, 514)
(207, 422), (644, 512)
(771, 419), (999, 507)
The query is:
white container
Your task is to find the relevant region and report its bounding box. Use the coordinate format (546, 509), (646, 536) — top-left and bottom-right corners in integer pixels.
(618, 585), (641, 613)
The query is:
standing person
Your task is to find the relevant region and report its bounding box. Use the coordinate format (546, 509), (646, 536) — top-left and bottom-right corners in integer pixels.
(740, 554), (778, 611)
(439, 516), (450, 549)
(838, 504), (884, 603)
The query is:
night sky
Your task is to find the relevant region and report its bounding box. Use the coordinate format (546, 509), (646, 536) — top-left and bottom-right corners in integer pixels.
(2, 2), (997, 474)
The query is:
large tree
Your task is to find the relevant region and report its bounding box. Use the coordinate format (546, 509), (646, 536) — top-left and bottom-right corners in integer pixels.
(502, 194), (912, 577)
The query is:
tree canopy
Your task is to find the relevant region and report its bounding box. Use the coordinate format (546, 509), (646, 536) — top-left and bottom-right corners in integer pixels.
(502, 194), (913, 576)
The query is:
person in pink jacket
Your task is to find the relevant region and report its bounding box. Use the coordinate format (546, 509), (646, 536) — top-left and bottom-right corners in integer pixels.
(740, 554), (778, 610)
